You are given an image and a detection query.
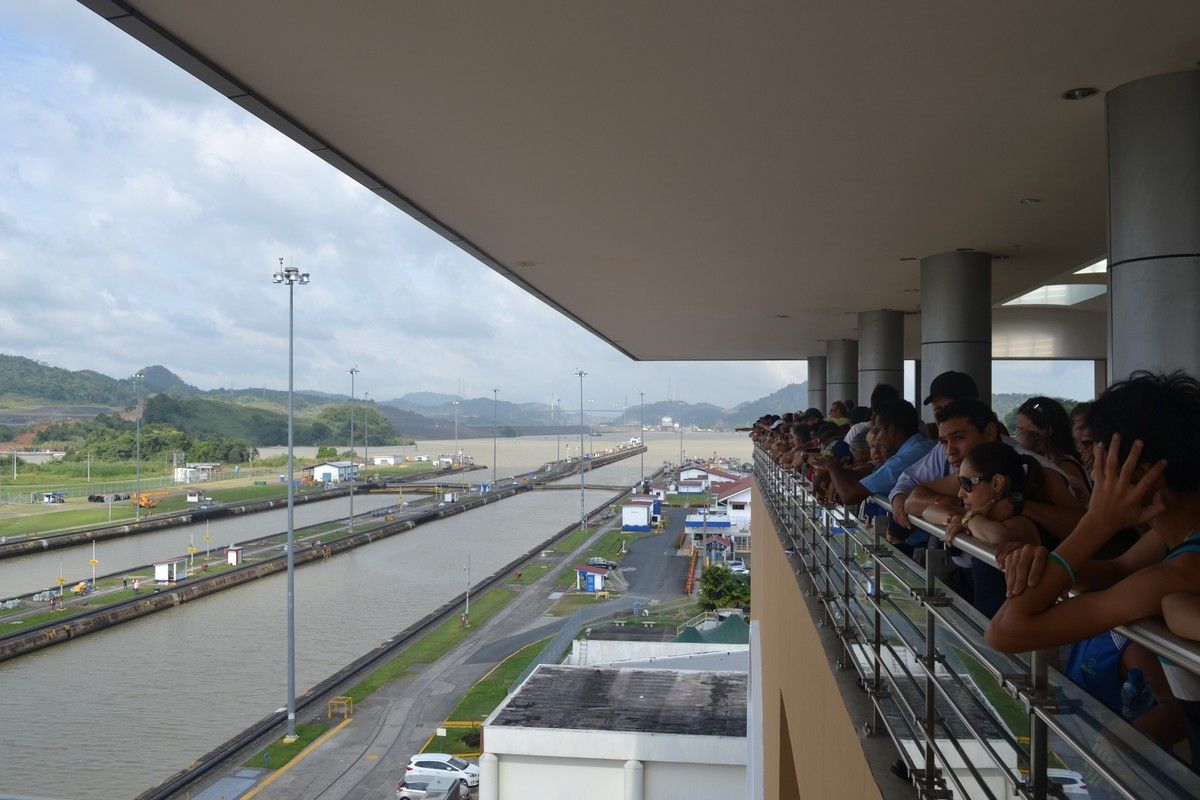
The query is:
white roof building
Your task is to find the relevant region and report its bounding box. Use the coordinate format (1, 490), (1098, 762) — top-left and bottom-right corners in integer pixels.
(311, 461), (360, 483)
(481, 666), (746, 800)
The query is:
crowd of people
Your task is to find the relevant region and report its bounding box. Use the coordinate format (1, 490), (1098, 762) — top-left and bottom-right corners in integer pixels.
(751, 369), (1200, 771)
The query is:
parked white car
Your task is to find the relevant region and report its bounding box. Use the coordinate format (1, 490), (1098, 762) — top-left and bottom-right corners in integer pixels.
(726, 559), (750, 575)
(396, 773), (465, 799)
(405, 753), (480, 790)
(1047, 769), (1090, 798)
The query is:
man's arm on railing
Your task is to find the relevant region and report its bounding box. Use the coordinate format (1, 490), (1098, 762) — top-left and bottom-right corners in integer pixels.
(816, 459), (869, 505)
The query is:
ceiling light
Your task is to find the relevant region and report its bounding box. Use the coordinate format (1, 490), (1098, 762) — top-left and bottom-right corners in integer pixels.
(899, 257), (918, 262)
(1003, 284), (1106, 307)
(1062, 87), (1098, 101)
(1074, 258), (1107, 274)
(773, 314), (790, 319)
(1018, 198), (1042, 205)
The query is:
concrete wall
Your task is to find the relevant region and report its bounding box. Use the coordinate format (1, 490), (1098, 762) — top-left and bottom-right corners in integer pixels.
(643, 761), (746, 799)
(751, 482), (884, 800)
(497, 754), (624, 799)
(566, 639), (748, 666)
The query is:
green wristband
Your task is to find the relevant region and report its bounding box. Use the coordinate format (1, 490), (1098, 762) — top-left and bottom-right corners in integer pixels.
(1048, 551), (1077, 584)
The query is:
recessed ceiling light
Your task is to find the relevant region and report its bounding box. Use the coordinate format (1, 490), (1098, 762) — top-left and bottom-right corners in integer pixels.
(773, 314), (790, 319)
(899, 257), (918, 262)
(1018, 198), (1042, 205)
(1062, 87), (1098, 101)
(903, 288), (919, 293)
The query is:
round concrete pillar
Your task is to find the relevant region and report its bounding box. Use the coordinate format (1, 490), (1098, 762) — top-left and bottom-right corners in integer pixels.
(826, 339), (858, 409)
(806, 356), (827, 412)
(858, 309), (904, 405)
(623, 759), (644, 800)
(479, 752), (499, 800)
(1108, 70), (1200, 381)
(920, 251), (991, 420)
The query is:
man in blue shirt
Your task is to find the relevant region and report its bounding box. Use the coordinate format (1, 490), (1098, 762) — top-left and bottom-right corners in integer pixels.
(813, 400), (933, 505)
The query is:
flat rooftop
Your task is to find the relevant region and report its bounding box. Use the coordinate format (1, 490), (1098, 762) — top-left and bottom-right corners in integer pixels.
(491, 665), (746, 737)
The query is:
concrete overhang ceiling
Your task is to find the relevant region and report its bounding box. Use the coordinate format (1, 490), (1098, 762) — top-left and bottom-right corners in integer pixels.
(83, 1), (1200, 360)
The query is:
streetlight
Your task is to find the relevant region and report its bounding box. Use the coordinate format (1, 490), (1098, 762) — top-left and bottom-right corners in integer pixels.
(273, 257), (309, 742)
(638, 391), (645, 483)
(491, 387), (500, 486)
(678, 401), (685, 472)
(363, 390), (370, 478)
(463, 552), (471, 627)
(452, 399), (460, 467)
(133, 370), (144, 521)
(575, 369), (587, 533)
(348, 366), (359, 534)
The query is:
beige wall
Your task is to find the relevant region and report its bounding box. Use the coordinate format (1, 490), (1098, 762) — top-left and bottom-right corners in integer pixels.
(752, 481), (883, 800)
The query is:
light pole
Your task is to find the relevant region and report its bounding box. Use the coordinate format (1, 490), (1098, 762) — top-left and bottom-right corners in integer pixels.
(86, 452), (91, 483)
(363, 390), (369, 478)
(575, 369), (587, 532)
(133, 370), (144, 521)
(452, 400), (460, 467)
(348, 366), (359, 533)
(491, 387), (500, 486)
(463, 552), (471, 627)
(679, 401), (686, 468)
(273, 258), (309, 742)
(638, 391), (645, 482)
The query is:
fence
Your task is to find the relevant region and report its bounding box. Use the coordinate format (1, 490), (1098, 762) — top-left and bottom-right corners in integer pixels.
(755, 445), (1200, 800)
(510, 607), (590, 693)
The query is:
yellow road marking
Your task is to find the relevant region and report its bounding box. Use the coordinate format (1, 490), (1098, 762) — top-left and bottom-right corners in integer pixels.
(240, 717), (352, 800)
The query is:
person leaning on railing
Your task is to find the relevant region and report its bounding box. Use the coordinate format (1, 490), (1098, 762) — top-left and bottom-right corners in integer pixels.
(1162, 593), (1200, 759)
(985, 372), (1200, 770)
(809, 400), (933, 506)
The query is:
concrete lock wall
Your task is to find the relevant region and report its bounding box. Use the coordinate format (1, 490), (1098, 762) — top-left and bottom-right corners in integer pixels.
(751, 482), (883, 800)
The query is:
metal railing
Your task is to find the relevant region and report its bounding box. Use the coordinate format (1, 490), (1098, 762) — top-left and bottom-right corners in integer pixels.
(755, 445), (1200, 800)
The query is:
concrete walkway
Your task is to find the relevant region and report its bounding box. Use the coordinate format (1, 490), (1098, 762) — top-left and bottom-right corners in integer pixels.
(194, 508), (692, 800)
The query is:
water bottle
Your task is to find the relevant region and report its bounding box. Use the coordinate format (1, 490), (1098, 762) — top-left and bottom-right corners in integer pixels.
(1120, 668), (1153, 720)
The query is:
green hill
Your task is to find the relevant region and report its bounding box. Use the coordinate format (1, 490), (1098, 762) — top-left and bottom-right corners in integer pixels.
(0, 354), (133, 406)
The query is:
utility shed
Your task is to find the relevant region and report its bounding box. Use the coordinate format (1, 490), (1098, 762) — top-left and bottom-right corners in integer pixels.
(482, 666), (747, 800)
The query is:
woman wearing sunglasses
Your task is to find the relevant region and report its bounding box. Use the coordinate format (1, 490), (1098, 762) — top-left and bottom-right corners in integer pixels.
(921, 441), (1049, 616)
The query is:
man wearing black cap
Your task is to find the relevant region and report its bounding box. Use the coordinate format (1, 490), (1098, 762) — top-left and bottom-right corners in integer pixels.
(922, 370), (979, 412)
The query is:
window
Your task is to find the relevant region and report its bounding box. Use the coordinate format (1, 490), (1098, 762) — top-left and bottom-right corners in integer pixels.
(448, 757), (470, 770)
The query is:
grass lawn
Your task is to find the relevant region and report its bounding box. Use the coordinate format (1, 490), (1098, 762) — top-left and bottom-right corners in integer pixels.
(344, 588), (518, 704)
(551, 526), (596, 554)
(507, 562), (551, 585)
(666, 492), (712, 507)
(549, 592), (611, 616)
(243, 722), (330, 769)
(953, 646), (1029, 738)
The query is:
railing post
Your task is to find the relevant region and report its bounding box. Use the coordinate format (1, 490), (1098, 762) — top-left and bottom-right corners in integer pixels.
(840, 505), (853, 669)
(1029, 649), (1049, 799)
(871, 511), (884, 734)
(922, 541), (940, 798)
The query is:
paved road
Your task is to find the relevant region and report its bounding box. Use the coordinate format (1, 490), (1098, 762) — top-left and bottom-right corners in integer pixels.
(194, 506), (692, 800)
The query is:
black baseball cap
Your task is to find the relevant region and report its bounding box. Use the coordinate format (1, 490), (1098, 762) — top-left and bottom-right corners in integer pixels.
(923, 371), (979, 405)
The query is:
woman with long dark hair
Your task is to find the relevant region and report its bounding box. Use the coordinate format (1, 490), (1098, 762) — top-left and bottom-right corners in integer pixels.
(1016, 396), (1091, 502)
(922, 441), (1049, 616)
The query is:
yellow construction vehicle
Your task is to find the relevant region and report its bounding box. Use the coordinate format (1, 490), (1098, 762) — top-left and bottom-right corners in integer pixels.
(131, 489), (169, 509)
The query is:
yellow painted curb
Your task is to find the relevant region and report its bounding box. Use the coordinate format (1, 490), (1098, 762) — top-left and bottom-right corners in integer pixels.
(240, 717), (352, 800)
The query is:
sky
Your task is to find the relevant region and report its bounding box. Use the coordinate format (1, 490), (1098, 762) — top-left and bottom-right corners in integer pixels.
(0, 2), (1095, 409)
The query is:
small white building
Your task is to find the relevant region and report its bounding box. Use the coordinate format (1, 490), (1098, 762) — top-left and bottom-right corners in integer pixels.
(621, 499), (653, 531)
(154, 559), (188, 583)
(715, 476), (753, 535)
(674, 479), (707, 495)
(373, 454), (399, 466)
(575, 564), (610, 592)
(311, 461), (360, 483)
(185, 488), (206, 503)
(481, 666), (747, 800)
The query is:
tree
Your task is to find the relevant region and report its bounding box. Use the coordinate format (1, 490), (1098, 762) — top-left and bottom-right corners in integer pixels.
(315, 445), (338, 459)
(698, 563), (750, 611)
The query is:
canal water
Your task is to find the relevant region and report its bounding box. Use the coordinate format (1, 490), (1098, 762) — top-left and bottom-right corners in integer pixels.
(0, 432), (749, 798)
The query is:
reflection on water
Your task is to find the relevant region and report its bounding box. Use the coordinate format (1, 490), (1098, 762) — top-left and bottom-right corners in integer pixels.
(0, 432), (749, 798)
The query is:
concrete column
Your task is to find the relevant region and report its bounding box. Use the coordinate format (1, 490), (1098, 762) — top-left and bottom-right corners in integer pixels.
(806, 356), (827, 412)
(826, 339), (859, 408)
(912, 359), (922, 407)
(623, 759), (644, 800)
(1094, 359), (1108, 398)
(1108, 70), (1200, 381)
(479, 752), (499, 800)
(857, 310), (904, 405)
(920, 251), (992, 420)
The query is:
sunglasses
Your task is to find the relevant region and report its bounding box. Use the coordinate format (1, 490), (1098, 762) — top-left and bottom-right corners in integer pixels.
(957, 474), (988, 492)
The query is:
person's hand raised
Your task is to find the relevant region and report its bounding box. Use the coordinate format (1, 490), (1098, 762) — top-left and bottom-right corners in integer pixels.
(1085, 435), (1167, 532)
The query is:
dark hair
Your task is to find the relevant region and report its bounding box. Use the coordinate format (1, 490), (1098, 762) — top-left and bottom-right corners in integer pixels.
(873, 399), (921, 438)
(849, 406), (871, 424)
(804, 407), (823, 420)
(1086, 371), (1200, 494)
(1018, 397), (1079, 460)
(934, 398), (998, 433)
(829, 401), (848, 416)
(962, 441), (1049, 503)
(869, 383), (901, 412)
(815, 421), (840, 437)
(1069, 401), (1092, 424)
(789, 422), (812, 443)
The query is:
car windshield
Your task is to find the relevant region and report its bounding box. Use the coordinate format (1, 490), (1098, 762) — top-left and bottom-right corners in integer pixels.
(404, 780), (429, 789)
(448, 757), (470, 769)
